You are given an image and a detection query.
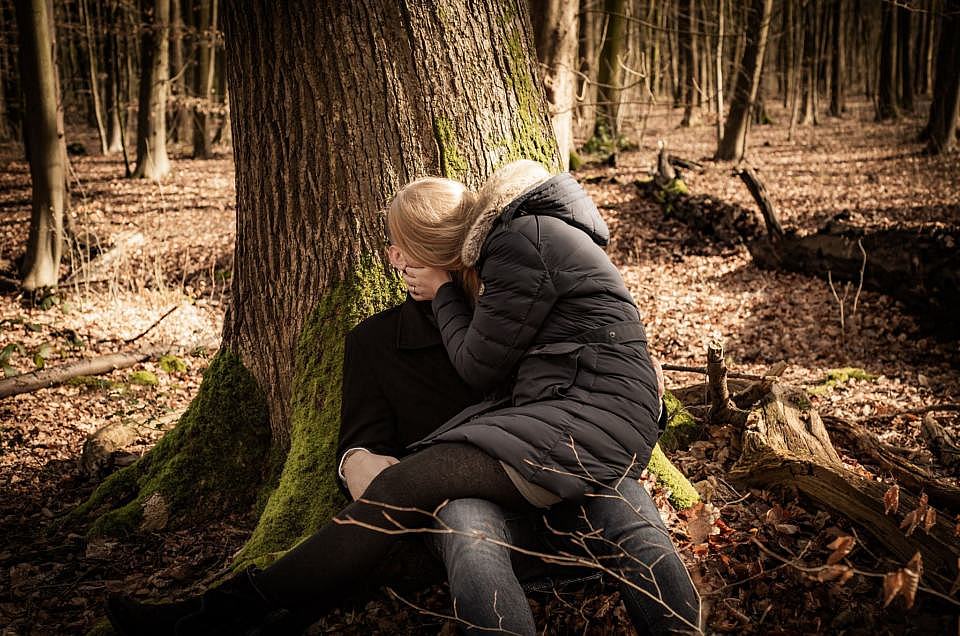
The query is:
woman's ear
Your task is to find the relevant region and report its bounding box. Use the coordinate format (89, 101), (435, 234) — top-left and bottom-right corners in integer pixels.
(386, 245), (405, 270)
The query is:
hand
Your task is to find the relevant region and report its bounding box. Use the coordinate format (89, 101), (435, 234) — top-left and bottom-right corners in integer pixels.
(342, 450), (400, 500)
(651, 355), (665, 400)
(403, 266), (452, 301)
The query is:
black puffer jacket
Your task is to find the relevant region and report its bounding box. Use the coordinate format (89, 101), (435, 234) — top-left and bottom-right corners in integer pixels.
(414, 167), (663, 501)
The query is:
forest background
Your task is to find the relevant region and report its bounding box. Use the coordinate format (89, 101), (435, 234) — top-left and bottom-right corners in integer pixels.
(0, 0), (959, 634)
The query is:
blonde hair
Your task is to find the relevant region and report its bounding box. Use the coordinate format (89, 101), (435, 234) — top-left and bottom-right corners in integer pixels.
(387, 177), (481, 298)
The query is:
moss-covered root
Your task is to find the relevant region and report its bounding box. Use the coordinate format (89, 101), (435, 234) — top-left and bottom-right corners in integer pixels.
(233, 261), (404, 569)
(645, 392), (701, 510)
(67, 350), (270, 537)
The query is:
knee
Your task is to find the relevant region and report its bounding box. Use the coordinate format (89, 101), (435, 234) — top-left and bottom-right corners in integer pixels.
(436, 498), (510, 561)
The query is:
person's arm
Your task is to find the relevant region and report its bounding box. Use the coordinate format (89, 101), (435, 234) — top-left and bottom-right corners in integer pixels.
(432, 226), (559, 393)
(337, 330), (400, 499)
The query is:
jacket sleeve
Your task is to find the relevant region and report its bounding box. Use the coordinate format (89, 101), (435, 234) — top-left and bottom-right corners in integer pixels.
(432, 226), (558, 393)
(337, 330), (400, 477)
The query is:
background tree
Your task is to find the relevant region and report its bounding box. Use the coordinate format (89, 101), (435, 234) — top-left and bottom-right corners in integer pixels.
(897, 1), (914, 112)
(75, 0), (561, 566)
(132, 0), (170, 178)
(13, 0), (69, 292)
(591, 0), (627, 145)
(829, 0), (845, 115)
(530, 0), (578, 169)
(678, 0), (698, 126)
(876, 0), (898, 120)
(191, 0), (216, 158)
(924, 0), (960, 153)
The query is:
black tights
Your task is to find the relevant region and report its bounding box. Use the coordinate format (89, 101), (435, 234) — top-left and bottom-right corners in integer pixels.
(252, 443), (530, 608)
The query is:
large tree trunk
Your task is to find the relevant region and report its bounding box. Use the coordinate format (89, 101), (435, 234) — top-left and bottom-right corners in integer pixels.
(592, 0), (627, 144)
(715, 0), (773, 161)
(75, 0), (562, 566)
(925, 0), (960, 153)
(14, 0), (68, 292)
(132, 0), (171, 179)
(876, 0), (899, 120)
(530, 0), (577, 169)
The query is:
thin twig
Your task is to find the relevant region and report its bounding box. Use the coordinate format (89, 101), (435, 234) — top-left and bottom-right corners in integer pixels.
(124, 305), (179, 344)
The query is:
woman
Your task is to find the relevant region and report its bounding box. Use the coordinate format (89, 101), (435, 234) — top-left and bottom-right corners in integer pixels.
(108, 160), (700, 635)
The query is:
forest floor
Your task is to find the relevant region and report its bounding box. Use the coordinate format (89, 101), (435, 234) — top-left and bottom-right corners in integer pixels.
(1, 100), (958, 635)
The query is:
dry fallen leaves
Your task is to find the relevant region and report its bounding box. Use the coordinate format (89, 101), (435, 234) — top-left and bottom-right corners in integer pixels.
(826, 535), (856, 565)
(883, 552), (923, 609)
(685, 501), (721, 545)
(899, 492), (930, 537)
(883, 484), (899, 515)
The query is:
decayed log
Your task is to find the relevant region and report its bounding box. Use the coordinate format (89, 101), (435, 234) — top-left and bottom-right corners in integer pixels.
(736, 166), (783, 240)
(0, 350), (154, 399)
(921, 413), (960, 470)
(824, 414), (960, 510)
(715, 371), (959, 593)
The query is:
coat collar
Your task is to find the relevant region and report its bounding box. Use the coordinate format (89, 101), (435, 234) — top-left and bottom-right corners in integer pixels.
(397, 296), (442, 349)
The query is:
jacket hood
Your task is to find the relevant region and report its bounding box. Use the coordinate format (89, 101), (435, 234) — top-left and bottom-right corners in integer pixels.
(461, 161), (609, 267)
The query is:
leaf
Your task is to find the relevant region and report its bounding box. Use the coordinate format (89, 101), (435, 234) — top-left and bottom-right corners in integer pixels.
(2, 363), (18, 378)
(685, 502), (720, 544)
(902, 553), (922, 609)
(884, 484), (899, 515)
(826, 535), (856, 565)
(923, 508), (937, 534)
(0, 343), (18, 363)
(900, 510), (919, 536)
(883, 571), (904, 607)
(817, 564), (853, 583)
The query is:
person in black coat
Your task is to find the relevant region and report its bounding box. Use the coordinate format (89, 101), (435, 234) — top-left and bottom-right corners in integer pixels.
(107, 161), (701, 635)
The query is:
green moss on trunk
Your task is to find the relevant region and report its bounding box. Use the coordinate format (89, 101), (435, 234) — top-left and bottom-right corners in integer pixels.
(234, 260), (404, 568)
(69, 350), (270, 537)
(645, 392), (701, 509)
(657, 391), (702, 452)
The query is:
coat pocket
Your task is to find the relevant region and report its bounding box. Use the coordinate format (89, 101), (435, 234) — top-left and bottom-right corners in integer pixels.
(512, 342), (585, 406)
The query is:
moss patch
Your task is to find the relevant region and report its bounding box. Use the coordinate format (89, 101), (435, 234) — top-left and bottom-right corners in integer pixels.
(159, 354), (187, 374)
(69, 350), (270, 537)
(233, 259), (404, 569)
(657, 391), (701, 452)
(67, 375), (115, 391)
(646, 444), (700, 509)
(128, 370), (158, 386)
(433, 117), (469, 181)
(808, 367), (878, 396)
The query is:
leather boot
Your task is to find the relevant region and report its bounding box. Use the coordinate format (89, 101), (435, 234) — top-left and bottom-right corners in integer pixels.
(106, 593), (201, 636)
(174, 567), (284, 636)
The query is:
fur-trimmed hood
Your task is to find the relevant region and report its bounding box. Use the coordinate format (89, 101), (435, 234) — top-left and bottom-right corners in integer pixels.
(461, 161), (609, 267)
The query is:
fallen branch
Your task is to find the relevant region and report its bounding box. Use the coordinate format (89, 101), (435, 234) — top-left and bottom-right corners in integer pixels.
(0, 349), (157, 399)
(662, 363), (764, 381)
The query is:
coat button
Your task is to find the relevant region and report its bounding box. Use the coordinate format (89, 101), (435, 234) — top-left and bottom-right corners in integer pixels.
(609, 331), (617, 338)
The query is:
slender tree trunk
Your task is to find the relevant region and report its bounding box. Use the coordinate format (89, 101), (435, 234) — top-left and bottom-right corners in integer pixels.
(678, 0), (697, 126)
(783, 0), (794, 108)
(14, 0), (68, 291)
(829, 0), (845, 115)
(799, 0), (818, 124)
(925, 0), (960, 152)
(898, 2), (914, 112)
(876, 0), (899, 120)
(191, 0), (216, 158)
(104, 1), (124, 155)
(715, 0), (724, 145)
(592, 0), (627, 142)
(0, 2), (13, 141)
(78, 0), (108, 153)
(716, 0), (773, 160)
(133, 0), (171, 179)
(531, 0), (577, 169)
(169, 0), (188, 143)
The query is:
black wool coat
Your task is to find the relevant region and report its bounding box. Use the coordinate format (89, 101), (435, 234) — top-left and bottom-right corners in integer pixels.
(414, 172), (664, 501)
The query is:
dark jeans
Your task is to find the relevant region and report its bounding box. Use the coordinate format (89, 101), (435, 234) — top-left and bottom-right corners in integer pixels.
(252, 443), (699, 635)
(432, 479), (701, 635)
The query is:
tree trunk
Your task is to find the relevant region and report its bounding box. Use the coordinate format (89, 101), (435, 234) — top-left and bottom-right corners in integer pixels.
(76, 0), (562, 565)
(799, 0), (818, 125)
(715, 0), (724, 145)
(14, 0), (68, 292)
(876, 0), (898, 120)
(169, 0), (189, 143)
(829, 0), (845, 115)
(925, 0), (960, 153)
(678, 0), (697, 126)
(592, 0), (627, 144)
(898, 2), (914, 112)
(103, 1), (124, 154)
(79, 0), (108, 153)
(716, 0), (773, 161)
(191, 0), (217, 158)
(132, 0), (171, 179)
(530, 0), (577, 169)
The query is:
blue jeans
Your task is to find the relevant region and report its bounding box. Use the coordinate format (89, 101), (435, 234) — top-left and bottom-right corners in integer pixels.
(432, 479), (701, 635)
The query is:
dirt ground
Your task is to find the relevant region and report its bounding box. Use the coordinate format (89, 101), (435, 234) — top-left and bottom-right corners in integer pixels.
(1, 100), (958, 635)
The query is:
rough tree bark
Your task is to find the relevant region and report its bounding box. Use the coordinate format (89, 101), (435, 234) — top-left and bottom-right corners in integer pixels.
(592, 0), (627, 145)
(132, 0), (171, 179)
(74, 0), (566, 567)
(530, 0), (577, 169)
(715, 0), (772, 161)
(876, 0), (899, 120)
(14, 0), (68, 292)
(924, 0), (960, 153)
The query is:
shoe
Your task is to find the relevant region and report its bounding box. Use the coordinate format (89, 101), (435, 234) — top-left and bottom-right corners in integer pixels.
(174, 567), (283, 636)
(105, 593), (202, 636)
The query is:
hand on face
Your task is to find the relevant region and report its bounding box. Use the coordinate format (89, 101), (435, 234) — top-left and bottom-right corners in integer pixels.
(387, 244), (451, 301)
(402, 266), (451, 301)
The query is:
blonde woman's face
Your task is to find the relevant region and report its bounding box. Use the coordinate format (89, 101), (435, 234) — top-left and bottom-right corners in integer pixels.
(386, 244), (425, 272)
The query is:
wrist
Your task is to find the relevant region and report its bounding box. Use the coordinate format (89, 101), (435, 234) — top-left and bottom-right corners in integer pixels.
(338, 447), (370, 479)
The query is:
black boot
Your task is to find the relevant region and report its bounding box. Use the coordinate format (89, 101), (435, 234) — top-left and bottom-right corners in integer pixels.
(105, 593), (202, 636)
(174, 567), (286, 636)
